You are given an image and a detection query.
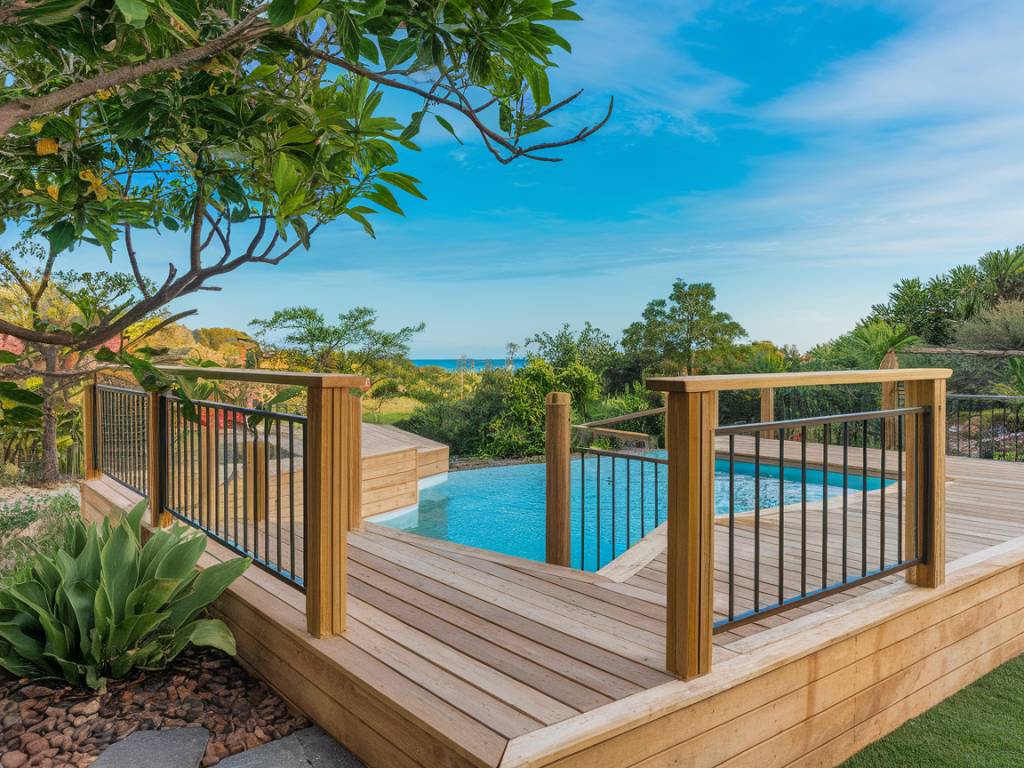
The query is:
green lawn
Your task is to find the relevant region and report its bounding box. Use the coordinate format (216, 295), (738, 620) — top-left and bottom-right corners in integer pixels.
(842, 653), (1024, 766)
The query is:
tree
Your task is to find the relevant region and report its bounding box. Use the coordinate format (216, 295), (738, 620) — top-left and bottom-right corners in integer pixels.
(250, 305), (423, 380)
(621, 280), (746, 375)
(0, 239), (154, 483)
(0, 0), (610, 353)
(524, 322), (616, 374)
(955, 300), (1024, 351)
(978, 246), (1024, 303)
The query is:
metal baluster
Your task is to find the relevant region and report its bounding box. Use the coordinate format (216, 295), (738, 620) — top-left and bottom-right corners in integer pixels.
(596, 456), (601, 569)
(778, 427), (785, 604)
(640, 459), (646, 538)
(822, 424), (829, 590)
(842, 422), (849, 583)
(580, 451), (586, 569)
(801, 427), (807, 596)
(880, 418), (886, 568)
(264, 421), (270, 564)
(754, 434), (761, 612)
(233, 413), (239, 545)
(611, 457), (616, 560)
(728, 435), (735, 622)
(897, 414), (904, 563)
(626, 459), (631, 551)
(862, 420), (868, 576)
(276, 418), (283, 572)
(289, 420), (296, 579)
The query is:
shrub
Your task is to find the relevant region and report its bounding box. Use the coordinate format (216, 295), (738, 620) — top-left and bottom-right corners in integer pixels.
(0, 501), (249, 691)
(0, 493), (79, 576)
(0, 463), (21, 487)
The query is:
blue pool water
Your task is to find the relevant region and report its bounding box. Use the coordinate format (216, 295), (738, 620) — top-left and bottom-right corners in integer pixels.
(380, 453), (889, 571)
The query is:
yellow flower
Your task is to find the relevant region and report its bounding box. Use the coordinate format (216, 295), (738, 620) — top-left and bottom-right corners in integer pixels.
(18, 188), (34, 197)
(29, 120), (44, 134)
(171, 71), (182, 81)
(96, 89), (112, 100)
(35, 138), (58, 156)
(79, 169), (109, 201)
(46, 184), (59, 201)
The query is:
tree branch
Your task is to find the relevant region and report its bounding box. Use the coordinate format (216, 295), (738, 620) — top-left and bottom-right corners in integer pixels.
(0, 10), (270, 137)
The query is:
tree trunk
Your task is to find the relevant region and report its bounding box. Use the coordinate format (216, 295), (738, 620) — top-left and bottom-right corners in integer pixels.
(37, 347), (61, 485)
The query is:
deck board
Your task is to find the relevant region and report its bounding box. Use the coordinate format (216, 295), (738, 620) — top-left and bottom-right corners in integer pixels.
(80, 449), (1024, 768)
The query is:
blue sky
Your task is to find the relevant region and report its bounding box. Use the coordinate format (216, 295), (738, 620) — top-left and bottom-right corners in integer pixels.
(16, 0), (1024, 357)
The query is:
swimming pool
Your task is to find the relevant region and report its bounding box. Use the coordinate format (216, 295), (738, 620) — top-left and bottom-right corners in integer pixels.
(378, 453), (889, 571)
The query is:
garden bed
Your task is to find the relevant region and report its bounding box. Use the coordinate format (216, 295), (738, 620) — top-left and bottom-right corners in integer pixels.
(0, 647), (309, 768)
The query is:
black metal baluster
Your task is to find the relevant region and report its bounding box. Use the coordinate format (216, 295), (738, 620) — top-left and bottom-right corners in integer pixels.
(626, 459), (631, 551)
(842, 422), (849, 583)
(580, 451), (586, 569)
(243, 423), (250, 554)
(754, 433), (761, 612)
(264, 421), (270, 564)
(640, 459), (646, 538)
(880, 418), (886, 568)
(596, 456), (601, 569)
(728, 434), (735, 622)
(611, 457), (616, 560)
(862, 420), (868, 576)
(822, 424), (829, 590)
(801, 427), (807, 596)
(276, 418), (283, 572)
(289, 420), (296, 578)
(897, 414), (904, 563)
(778, 427), (785, 604)
(233, 413), (239, 545)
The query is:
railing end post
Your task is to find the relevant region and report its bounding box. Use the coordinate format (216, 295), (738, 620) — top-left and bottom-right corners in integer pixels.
(146, 391), (170, 528)
(545, 391), (572, 568)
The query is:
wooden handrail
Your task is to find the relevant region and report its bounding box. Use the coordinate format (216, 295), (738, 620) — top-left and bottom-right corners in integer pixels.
(647, 368), (952, 393)
(154, 365), (371, 390)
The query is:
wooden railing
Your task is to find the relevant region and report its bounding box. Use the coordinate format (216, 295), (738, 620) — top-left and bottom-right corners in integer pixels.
(646, 368), (951, 679)
(83, 366), (368, 639)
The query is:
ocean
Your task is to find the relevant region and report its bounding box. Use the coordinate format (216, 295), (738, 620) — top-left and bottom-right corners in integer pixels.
(412, 358), (526, 372)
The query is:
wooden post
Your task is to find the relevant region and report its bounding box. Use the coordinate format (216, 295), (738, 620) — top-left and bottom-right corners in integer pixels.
(664, 389), (717, 679)
(759, 387), (775, 439)
(245, 432), (267, 524)
(305, 383), (360, 638)
(348, 392), (363, 531)
(880, 350), (900, 449)
(904, 377), (946, 588)
(82, 381), (100, 480)
(147, 392), (170, 527)
(545, 392), (572, 567)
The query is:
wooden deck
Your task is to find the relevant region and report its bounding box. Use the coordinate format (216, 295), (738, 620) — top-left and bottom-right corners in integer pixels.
(80, 451), (1024, 768)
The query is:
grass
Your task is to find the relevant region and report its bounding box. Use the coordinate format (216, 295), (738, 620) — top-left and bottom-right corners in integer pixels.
(842, 653), (1024, 766)
(363, 395), (422, 425)
(0, 492), (78, 578)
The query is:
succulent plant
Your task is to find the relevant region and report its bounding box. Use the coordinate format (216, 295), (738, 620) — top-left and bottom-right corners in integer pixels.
(0, 501), (249, 691)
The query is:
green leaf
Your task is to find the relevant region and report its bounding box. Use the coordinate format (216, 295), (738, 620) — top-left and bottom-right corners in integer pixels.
(45, 221), (76, 256)
(378, 171), (426, 200)
(434, 115), (463, 144)
(0, 351), (20, 364)
(114, 0), (150, 25)
(366, 185), (404, 215)
(272, 154), (302, 198)
(267, 0), (295, 26)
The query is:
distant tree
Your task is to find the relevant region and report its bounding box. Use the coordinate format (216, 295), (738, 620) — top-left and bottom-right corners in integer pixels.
(524, 322), (616, 374)
(250, 305), (423, 380)
(621, 280), (746, 375)
(978, 246), (1024, 303)
(955, 300), (1024, 351)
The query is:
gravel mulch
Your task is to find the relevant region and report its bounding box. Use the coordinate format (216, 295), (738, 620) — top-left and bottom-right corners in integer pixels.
(0, 648), (309, 768)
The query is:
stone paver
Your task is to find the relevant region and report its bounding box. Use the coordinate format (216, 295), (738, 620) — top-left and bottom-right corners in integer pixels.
(92, 727), (210, 768)
(217, 727), (365, 768)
